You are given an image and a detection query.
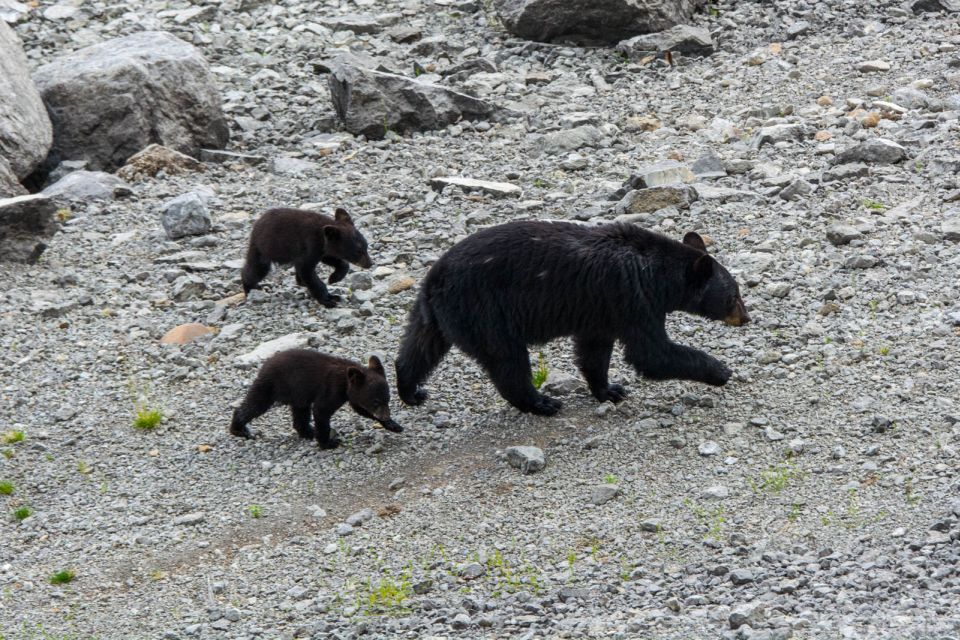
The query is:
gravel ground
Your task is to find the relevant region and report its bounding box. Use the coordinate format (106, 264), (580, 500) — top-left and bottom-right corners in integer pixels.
(2, 0), (960, 638)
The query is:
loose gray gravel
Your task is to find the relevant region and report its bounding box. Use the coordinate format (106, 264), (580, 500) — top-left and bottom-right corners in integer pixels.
(2, 0), (960, 639)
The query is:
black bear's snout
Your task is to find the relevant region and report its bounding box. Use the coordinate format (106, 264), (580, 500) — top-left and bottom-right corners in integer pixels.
(725, 299), (750, 327)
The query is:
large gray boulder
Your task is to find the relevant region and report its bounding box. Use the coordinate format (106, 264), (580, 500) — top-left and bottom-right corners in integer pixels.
(0, 21), (53, 182)
(493, 0), (705, 43)
(33, 31), (229, 172)
(0, 157), (26, 198)
(327, 54), (498, 139)
(0, 194), (57, 263)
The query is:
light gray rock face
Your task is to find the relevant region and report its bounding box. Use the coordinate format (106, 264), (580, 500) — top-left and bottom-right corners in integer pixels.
(830, 138), (906, 165)
(0, 157), (26, 198)
(33, 31), (229, 172)
(617, 25), (714, 57)
(327, 55), (497, 139)
(493, 0), (705, 43)
(506, 446), (546, 474)
(161, 191), (212, 239)
(0, 21), (53, 181)
(0, 193), (57, 262)
(42, 170), (130, 202)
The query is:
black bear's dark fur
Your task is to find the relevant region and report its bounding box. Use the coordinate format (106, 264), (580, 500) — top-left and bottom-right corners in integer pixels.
(395, 220), (750, 416)
(230, 349), (402, 449)
(241, 207), (373, 308)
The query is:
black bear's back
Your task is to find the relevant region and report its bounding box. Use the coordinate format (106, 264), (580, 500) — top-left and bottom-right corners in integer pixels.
(423, 221), (668, 346)
(251, 208), (332, 265)
(255, 348), (352, 406)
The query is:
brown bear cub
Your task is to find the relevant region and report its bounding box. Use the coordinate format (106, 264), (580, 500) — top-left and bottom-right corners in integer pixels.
(241, 207), (372, 308)
(230, 349), (402, 449)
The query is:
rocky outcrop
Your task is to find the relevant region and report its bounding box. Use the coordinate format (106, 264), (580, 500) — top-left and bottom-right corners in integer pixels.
(0, 21), (53, 183)
(327, 54), (498, 139)
(33, 31), (229, 172)
(0, 193), (57, 262)
(0, 157), (26, 198)
(493, 0), (705, 43)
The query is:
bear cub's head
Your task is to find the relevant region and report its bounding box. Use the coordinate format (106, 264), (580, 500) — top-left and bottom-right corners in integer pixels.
(680, 232), (750, 327)
(347, 356), (402, 433)
(324, 208), (373, 269)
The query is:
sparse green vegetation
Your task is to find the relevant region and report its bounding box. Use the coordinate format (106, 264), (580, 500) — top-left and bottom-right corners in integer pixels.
(861, 198), (886, 211)
(878, 345), (890, 356)
(133, 407), (162, 430)
(685, 499), (725, 541)
(531, 352), (548, 390)
(0, 481), (13, 495)
(750, 461), (803, 495)
(247, 504), (263, 518)
(1, 430), (24, 445)
(50, 570), (76, 585)
(603, 473), (617, 485)
(363, 571), (412, 614)
(13, 506), (31, 521)
(77, 461), (92, 475)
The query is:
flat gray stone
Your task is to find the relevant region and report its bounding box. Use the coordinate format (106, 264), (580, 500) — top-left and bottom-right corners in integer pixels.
(506, 446), (545, 474)
(617, 25), (714, 58)
(589, 483), (621, 505)
(429, 176), (521, 198)
(831, 138), (906, 165)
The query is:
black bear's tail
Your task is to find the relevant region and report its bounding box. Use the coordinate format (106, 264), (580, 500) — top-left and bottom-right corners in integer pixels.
(395, 291), (450, 406)
(241, 244), (270, 295)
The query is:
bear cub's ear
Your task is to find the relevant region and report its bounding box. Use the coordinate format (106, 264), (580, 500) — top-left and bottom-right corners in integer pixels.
(347, 367), (366, 386)
(683, 231), (708, 253)
(334, 208), (353, 224)
(367, 355), (385, 376)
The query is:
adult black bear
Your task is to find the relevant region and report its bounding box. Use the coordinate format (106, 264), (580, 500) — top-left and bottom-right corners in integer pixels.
(230, 349), (402, 449)
(395, 221), (749, 416)
(241, 207), (372, 308)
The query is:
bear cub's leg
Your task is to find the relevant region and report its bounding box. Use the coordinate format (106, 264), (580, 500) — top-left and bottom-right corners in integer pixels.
(478, 348), (562, 416)
(295, 261), (341, 308)
(312, 403), (342, 449)
(574, 335), (627, 403)
(230, 382), (273, 439)
(321, 256), (349, 284)
(290, 406), (314, 439)
(241, 247), (271, 295)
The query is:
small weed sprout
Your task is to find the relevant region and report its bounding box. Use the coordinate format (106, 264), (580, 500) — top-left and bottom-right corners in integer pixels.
(49, 570), (76, 585)
(685, 499), (725, 541)
(77, 461), (92, 475)
(13, 506), (31, 521)
(1, 449), (12, 459)
(878, 345), (890, 356)
(0, 481), (13, 496)
(750, 462), (803, 495)
(603, 473), (617, 485)
(861, 198), (886, 211)
(247, 505), (263, 519)
(531, 352), (548, 390)
(55, 208), (73, 223)
(133, 407), (162, 430)
(566, 550), (576, 580)
(364, 571), (412, 614)
(1, 431), (24, 445)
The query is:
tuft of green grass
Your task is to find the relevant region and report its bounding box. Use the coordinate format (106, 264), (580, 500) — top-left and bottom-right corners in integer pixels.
(247, 504), (263, 519)
(1, 449), (13, 460)
(364, 572), (412, 614)
(1, 430), (24, 445)
(531, 352), (549, 390)
(861, 198), (886, 211)
(133, 407), (162, 430)
(878, 345), (890, 356)
(603, 473), (617, 485)
(13, 506), (31, 521)
(0, 481), (13, 496)
(750, 462), (803, 495)
(49, 570), (76, 585)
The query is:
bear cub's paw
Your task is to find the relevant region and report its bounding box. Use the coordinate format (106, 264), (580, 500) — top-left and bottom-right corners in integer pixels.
(230, 425), (255, 439)
(328, 267), (349, 284)
(530, 394), (562, 416)
(318, 435), (341, 450)
(401, 387), (429, 406)
(319, 293), (342, 308)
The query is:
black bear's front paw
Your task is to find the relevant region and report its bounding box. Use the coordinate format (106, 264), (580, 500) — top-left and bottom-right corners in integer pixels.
(381, 419), (404, 433)
(229, 425), (255, 439)
(296, 428), (315, 439)
(605, 383), (628, 403)
(530, 394), (562, 417)
(328, 268), (349, 284)
(319, 293), (342, 308)
(703, 361), (732, 386)
(400, 387), (428, 406)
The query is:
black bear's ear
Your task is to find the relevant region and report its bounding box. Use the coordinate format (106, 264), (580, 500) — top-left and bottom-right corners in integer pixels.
(367, 356), (385, 375)
(690, 254), (715, 284)
(683, 232), (707, 253)
(324, 225), (341, 241)
(347, 367), (365, 387)
(334, 208), (352, 224)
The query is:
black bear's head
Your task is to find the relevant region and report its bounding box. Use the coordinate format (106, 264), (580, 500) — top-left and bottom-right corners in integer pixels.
(680, 232), (750, 327)
(323, 208), (373, 269)
(346, 356), (403, 433)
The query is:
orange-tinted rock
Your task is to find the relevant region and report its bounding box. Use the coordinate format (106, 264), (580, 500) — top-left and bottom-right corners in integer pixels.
(160, 322), (212, 345)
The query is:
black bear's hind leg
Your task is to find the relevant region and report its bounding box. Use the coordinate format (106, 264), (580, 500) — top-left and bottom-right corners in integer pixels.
(241, 248), (271, 294)
(396, 304), (451, 405)
(312, 404), (341, 450)
(295, 262), (340, 308)
(477, 349), (562, 416)
(574, 335), (627, 403)
(291, 406), (314, 439)
(230, 382), (273, 439)
(321, 256), (349, 284)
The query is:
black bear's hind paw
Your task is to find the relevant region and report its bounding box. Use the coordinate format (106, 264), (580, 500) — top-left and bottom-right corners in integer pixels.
(296, 429), (315, 439)
(319, 436), (341, 450)
(319, 294), (342, 308)
(530, 394), (562, 416)
(606, 383), (628, 403)
(230, 425), (254, 439)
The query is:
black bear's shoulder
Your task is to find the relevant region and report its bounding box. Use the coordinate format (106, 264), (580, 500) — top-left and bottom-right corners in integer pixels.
(258, 208), (334, 229)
